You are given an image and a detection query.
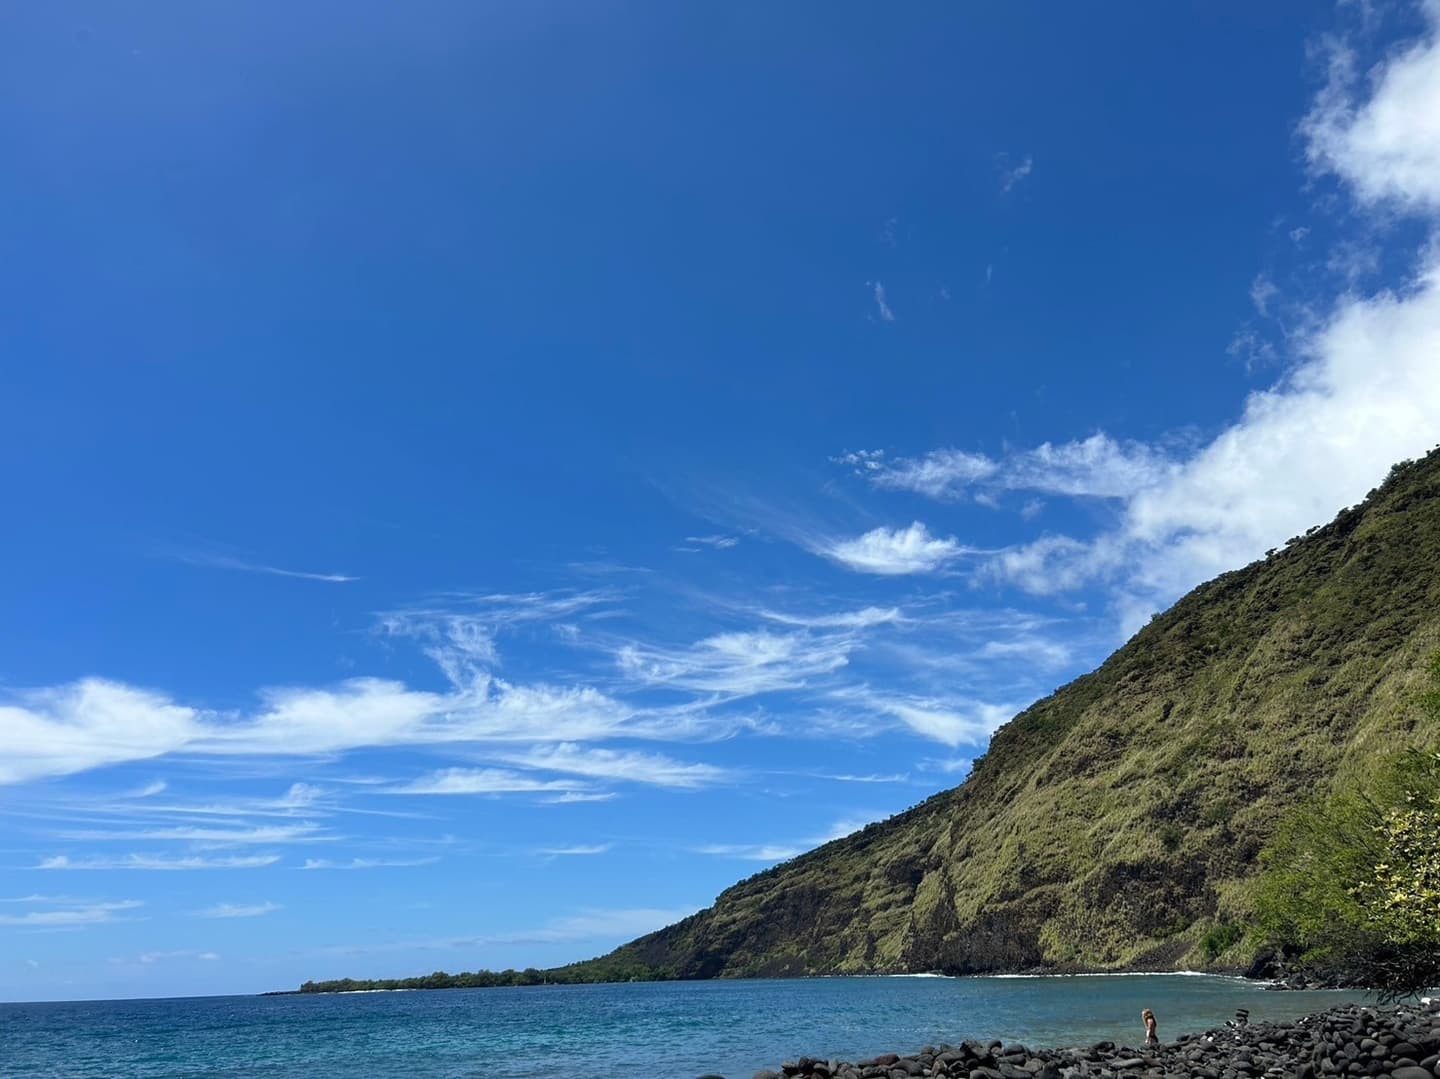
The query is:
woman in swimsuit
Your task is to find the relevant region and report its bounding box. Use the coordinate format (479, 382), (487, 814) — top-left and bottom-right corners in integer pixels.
(1142, 1009), (1159, 1047)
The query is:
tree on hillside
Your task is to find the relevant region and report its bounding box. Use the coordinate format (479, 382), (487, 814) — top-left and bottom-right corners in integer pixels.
(1256, 655), (1440, 1000)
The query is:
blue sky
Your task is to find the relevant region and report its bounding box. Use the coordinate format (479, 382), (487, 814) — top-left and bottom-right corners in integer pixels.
(4, 1), (1440, 1001)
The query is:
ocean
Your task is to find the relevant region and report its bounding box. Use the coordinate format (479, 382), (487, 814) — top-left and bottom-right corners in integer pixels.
(0, 974), (1375, 1078)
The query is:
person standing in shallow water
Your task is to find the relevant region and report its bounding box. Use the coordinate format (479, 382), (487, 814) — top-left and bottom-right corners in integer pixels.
(1142, 1009), (1159, 1047)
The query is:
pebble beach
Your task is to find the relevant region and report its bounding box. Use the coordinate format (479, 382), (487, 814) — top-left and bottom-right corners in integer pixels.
(740, 998), (1440, 1079)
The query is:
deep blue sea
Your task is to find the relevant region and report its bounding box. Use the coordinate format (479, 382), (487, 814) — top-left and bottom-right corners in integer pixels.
(0, 974), (1375, 1079)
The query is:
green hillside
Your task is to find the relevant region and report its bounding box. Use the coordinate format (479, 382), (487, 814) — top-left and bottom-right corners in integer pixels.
(566, 449), (1440, 980)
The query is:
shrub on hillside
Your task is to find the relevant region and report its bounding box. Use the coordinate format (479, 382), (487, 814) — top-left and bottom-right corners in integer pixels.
(1255, 655), (1440, 1000)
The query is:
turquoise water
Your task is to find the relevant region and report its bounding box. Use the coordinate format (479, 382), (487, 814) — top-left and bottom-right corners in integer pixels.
(0, 975), (1374, 1078)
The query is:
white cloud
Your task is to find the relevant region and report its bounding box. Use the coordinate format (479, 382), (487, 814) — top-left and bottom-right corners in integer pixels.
(822, 522), (971, 575)
(0, 899), (143, 927)
(378, 592), (614, 686)
(988, 534), (1109, 596)
(1227, 325), (1278, 370)
(111, 789), (332, 820)
(758, 606), (902, 631)
(479, 907), (701, 946)
(0, 646), (722, 786)
(1304, 11), (1440, 211)
(134, 949), (220, 965)
(495, 743), (728, 790)
(0, 680), (201, 785)
(921, 756), (974, 776)
(831, 449), (887, 473)
(39, 854), (280, 871)
(192, 901), (282, 919)
(837, 688), (1013, 748)
(1250, 273), (1280, 317)
(817, 815), (884, 841)
(696, 813), (890, 864)
(695, 843), (805, 862)
(1004, 436), (1178, 497)
(174, 675), (640, 757)
(816, 772), (909, 784)
(854, 435), (1175, 503)
(858, 449), (998, 499)
(998, 153), (1034, 192)
(168, 549), (356, 583)
(300, 857), (439, 870)
(978, 635), (1072, 669)
(59, 823), (327, 845)
(389, 768), (582, 796)
(616, 629), (853, 696)
(541, 791), (617, 805)
(276, 783), (325, 809)
(869, 280), (895, 321)
(684, 534), (739, 550)
(537, 844), (612, 856)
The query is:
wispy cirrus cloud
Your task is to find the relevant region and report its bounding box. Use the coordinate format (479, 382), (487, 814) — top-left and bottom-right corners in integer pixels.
(164, 547), (357, 583)
(536, 907), (697, 941)
(695, 842), (805, 861)
(921, 756), (974, 776)
(840, 435), (1176, 503)
(125, 949), (220, 965)
(757, 606), (902, 631)
(868, 280), (895, 321)
(811, 772), (909, 784)
(192, 901), (282, 919)
(39, 854), (280, 871)
(388, 768), (584, 796)
(300, 857), (439, 870)
(616, 629), (854, 697)
(541, 791), (617, 805)
(57, 823), (328, 845)
(696, 812), (891, 863)
(494, 743), (729, 790)
(537, 844), (612, 856)
(684, 534), (739, 550)
(834, 687), (1014, 748)
(312, 907), (702, 957)
(0, 897), (143, 927)
(377, 591), (614, 688)
(997, 152), (1034, 192)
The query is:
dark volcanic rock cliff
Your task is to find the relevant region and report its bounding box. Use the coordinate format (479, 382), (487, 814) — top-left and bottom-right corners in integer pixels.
(573, 450), (1440, 979)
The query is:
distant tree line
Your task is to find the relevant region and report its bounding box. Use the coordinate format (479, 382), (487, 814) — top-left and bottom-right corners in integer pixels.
(297, 956), (664, 994)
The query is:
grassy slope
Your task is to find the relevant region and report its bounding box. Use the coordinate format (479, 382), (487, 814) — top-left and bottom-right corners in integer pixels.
(568, 450), (1440, 980)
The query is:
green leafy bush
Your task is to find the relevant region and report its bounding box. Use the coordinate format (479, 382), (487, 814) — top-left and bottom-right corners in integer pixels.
(1199, 922), (1242, 960)
(1255, 657), (1440, 1000)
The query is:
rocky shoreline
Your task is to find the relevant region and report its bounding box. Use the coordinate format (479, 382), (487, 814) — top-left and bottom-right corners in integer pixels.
(724, 998), (1440, 1079)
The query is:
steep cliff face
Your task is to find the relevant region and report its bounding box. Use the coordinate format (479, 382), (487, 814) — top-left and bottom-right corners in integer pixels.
(579, 450), (1440, 978)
